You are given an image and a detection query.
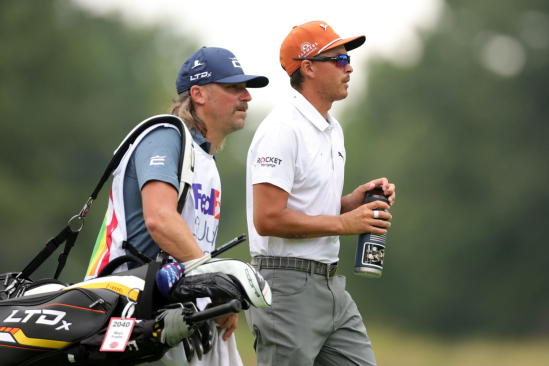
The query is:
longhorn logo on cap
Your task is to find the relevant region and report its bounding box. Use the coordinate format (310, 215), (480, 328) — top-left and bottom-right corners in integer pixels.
(319, 24), (328, 31)
(191, 60), (204, 69)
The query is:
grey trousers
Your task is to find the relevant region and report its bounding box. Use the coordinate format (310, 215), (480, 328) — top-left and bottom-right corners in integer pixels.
(245, 268), (377, 366)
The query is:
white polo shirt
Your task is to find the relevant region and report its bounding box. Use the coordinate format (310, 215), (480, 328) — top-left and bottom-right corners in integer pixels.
(246, 89), (346, 264)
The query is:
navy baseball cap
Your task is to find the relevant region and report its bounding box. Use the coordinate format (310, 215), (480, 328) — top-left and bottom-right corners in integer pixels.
(176, 47), (269, 94)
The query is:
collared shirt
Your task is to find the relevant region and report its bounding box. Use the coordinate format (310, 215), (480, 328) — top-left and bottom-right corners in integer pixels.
(191, 128), (213, 157)
(246, 89), (346, 263)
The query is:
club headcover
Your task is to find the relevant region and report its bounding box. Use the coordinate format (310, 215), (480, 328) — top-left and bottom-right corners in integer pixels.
(167, 272), (243, 305)
(186, 258), (272, 308)
(156, 262), (185, 297)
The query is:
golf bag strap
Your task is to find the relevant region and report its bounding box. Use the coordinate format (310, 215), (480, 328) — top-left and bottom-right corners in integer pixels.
(177, 184), (190, 214)
(21, 116), (191, 281)
(20, 225), (77, 280)
(53, 229), (79, 280)
(86, 114), (190, 268)
(134, 260), (163, 320)
(90, 115), (190, 202)
(123, 241), (154, 264)
(98, 255), (147, 278)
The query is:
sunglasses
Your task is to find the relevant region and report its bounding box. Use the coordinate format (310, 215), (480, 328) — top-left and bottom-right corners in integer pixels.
(292, 54), (351, 68)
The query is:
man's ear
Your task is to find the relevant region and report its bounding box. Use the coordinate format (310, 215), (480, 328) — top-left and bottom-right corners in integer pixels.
(300, 60), (316, 79)
(190, 85), (206, 105)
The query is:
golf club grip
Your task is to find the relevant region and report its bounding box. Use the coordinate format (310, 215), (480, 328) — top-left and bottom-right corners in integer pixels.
(187, 299), (242, 323)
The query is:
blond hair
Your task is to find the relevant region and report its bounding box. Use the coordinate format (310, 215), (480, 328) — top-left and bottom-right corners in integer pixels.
(169, 90), (207, 137)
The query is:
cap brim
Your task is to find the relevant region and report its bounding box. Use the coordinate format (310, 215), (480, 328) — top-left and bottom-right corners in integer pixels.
(324, 35), (366, 53)
(215, 75), (269, 88)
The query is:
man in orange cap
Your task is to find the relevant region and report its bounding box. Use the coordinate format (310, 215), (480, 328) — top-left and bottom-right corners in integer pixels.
(245, 21), (396, 366)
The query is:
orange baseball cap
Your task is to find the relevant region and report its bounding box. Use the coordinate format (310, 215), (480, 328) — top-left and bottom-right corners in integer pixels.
(280, 21), (366, 76)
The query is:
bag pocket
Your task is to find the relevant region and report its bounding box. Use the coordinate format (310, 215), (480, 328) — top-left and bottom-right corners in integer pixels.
(0, 287), (119, 366)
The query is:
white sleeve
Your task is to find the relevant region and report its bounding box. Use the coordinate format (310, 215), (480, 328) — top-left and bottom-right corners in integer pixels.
(250, 122), (297, 193)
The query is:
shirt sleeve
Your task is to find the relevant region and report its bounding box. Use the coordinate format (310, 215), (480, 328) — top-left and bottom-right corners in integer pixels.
(250, 122), (297, 193)
(133, 127), (181, 192)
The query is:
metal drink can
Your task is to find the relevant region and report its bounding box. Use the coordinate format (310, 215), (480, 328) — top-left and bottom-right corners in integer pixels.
(354, 187), (389, 278)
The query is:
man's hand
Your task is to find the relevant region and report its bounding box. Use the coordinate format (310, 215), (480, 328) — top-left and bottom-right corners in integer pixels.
(340, 200), (392, 236)
(341, 177), (396, 214)
(214, 312), (238, 341)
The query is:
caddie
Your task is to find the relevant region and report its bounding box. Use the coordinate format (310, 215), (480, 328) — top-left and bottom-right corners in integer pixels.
(245, 21), (396, 366)
(85, 46), (268, 366)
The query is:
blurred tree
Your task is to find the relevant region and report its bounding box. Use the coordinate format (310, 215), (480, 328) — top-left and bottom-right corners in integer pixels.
(0, 0), (196, 280)
(339, 0), (549, 337)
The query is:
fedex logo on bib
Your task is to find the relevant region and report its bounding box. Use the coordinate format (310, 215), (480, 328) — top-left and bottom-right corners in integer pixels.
(193, 183), (221, 219)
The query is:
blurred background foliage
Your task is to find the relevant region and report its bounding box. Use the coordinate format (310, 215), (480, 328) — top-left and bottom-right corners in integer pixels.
(342, 0), (549, 339)
(1, 0), (548, 364)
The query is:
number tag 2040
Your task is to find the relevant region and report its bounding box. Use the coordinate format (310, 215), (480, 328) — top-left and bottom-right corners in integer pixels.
(100, 317), (136, 352)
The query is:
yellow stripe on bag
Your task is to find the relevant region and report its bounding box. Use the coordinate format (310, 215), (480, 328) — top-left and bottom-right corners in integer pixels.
(65, 282), (140, 301)
(12, 329), (70, 349)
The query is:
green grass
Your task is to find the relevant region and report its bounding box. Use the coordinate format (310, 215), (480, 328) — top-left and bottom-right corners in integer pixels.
(233, 318), (549, 366)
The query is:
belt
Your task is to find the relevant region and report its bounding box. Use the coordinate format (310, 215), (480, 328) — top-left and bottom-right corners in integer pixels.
(251, 256), (338, 279)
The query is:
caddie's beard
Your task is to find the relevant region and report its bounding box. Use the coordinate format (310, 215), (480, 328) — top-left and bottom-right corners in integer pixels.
(231, 102), (248, 131)
(214, 138), (226, 152)
(234, 102), (248, 121)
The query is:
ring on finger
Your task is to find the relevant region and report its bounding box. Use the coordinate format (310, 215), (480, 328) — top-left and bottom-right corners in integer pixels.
(373, 210), (379, 219)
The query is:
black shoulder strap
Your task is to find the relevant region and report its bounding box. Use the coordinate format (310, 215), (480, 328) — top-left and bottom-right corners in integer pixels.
(134, 260), (163, 320)
(20, 115), (190, 281)
(91, 115), (188, 203)
(20, 226), (77, 281)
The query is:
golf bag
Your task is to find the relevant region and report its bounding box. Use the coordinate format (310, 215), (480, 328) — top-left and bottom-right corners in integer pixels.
(0, 260), (259, 366)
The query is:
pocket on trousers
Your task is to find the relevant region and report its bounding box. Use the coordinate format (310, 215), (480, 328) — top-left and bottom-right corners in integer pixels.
(271, 269), (308, 296)
(336, 274), (346, 290)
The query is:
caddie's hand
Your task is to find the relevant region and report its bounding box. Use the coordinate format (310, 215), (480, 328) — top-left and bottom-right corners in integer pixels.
(214, 312), (238, 341)
(340, 200), (392, 236)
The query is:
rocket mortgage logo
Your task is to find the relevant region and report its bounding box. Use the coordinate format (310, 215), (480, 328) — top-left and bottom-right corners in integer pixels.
(257, 156), (282, 168)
